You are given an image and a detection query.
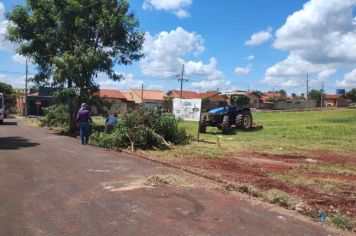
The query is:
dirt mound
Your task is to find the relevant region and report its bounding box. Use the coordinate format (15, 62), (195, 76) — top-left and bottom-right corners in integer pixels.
(143, 175), (190, 187)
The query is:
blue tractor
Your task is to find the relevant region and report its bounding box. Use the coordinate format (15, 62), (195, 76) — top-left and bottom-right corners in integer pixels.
(199, 95), (253, 134)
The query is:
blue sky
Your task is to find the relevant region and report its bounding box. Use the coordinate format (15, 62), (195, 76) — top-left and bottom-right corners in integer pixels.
(1, 0), (356, 94)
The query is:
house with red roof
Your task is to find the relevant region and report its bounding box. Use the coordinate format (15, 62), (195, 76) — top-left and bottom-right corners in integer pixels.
(167, 90), (200, 99)
(99, 89), (127, 101)
(98, 89), (134, 113)
(125, 89), (166, 110)
(324, 94), (351, 107)
(167, 90), (225, 101)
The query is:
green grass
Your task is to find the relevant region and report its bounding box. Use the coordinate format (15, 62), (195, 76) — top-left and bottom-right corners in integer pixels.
(92, 116), (106, 126)
(297, 163), (356, 176)
(166, 109), (356, 158)
(330, 213), (354, 231)
(261, 189), (297, 209)
(267, 172), (348, 191)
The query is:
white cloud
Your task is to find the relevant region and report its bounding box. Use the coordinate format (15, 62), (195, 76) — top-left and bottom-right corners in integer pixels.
(141, 27), (231, 91)
(146, 84), (165, 91)
(263, 0), (356, 88)
(185, 57), (224, 80)
(307, 69), (338, 86)
(141, 27), (205, 77)
(260, 76), (305, 88)
(0, 2), (4, 19)
(0, 74), (27, 88)
(274, 0), (356, 64)
(245, 28), (272, 46)
(96, 73), (165, 91)
(266, 53), (334, 78)
(187, 58), (231, 91)
(336, 69), (356, 87)
(246, 55), (255, 61)
(11, 54), (27, 64)
(96, 73), (143, 90)
(142, 0), (192, 19)
(0, 2), (16, 51)
(234, 65), (251, 75)
(317, 69), (337, 80)
(191, 79), (231, 92)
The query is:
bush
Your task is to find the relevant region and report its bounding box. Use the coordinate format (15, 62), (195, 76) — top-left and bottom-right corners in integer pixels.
(90, 108), (190, 150)
(348, 103), (356, 109)
(40, 104), (69, 130)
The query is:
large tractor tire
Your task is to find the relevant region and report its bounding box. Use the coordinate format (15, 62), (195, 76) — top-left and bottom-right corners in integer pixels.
(222, 115), (230, 134)
(236, 110), (253, 130)
(199, 115), (207, 133)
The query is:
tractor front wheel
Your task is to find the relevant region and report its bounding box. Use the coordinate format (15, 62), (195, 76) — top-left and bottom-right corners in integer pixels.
(222, 115), (230, 134)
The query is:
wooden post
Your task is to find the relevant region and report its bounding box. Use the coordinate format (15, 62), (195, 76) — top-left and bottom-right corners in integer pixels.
(197, 99), (202, 142)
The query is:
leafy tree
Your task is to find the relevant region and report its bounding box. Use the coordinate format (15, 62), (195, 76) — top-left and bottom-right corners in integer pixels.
(230, 95), (250, 106)
(346, 88), (356, 102)
(202, 97), (210, 103)
(309, 89), (325, 107)
(0, 82), (17, 113)
(253, 90), (263, 97)
(7, 0), (144, 130)
(279, 89), (287, 98)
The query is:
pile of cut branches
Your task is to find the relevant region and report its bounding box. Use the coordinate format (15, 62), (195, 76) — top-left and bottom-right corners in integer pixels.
(90, 109), (190, 150)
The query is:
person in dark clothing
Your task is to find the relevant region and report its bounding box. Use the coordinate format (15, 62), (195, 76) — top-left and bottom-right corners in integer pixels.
(76, 103), (92, 144)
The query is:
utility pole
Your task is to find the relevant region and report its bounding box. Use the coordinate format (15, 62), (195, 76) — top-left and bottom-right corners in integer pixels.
(178, 64), (188, 98)
(306, 74), (309, 110)
(25, 58), (28, 116)
(321, 80), (324, 108)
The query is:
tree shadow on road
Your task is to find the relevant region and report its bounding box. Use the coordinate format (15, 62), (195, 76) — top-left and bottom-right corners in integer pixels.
(1, 121), (18, 126)
(0, 137), (40, 150)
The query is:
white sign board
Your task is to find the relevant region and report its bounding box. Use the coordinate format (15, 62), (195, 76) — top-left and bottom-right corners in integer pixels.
(173, 98), (202, 121)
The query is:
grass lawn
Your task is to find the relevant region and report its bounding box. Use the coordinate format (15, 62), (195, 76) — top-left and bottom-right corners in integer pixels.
(155, 109), (356, 159)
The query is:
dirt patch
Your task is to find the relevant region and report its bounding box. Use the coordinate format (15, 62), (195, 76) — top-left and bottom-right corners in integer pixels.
(232, 155), (296, 168)
(155, 150), (356, 224)
(309, 151), (356, 165)
(143, 175), (191, 187)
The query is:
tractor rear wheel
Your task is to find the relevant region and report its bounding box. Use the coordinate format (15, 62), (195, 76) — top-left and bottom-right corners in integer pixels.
(199, 115), (207, 133)
(222, 115), (230, 134)
(236, 110), (253, 130)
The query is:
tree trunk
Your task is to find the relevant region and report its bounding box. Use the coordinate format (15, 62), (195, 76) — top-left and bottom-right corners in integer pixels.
(68, 80), (77, 132)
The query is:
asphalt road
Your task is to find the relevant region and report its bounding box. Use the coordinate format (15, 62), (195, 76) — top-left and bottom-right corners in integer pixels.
(0, 118), (347, 236)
